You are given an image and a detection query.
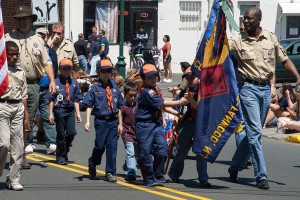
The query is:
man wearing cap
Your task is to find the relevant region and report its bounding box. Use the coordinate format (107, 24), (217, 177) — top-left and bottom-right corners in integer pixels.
(83, 59), (125, 182)
(168, 67), (211, 188)
(48, 22), (80, 77)
(5, 6), (56, 169)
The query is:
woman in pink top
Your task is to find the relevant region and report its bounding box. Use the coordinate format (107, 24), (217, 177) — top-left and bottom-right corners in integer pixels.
(162, 35), (172, 83)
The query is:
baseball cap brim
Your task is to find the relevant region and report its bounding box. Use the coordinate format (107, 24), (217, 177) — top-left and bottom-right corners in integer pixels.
(144, 71), (158, 77)
(99, 66), (113, 70)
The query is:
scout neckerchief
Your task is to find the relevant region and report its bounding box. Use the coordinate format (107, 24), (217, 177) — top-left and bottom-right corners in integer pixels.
(104, 82), (113, 111)
(65, 79), (70, 103)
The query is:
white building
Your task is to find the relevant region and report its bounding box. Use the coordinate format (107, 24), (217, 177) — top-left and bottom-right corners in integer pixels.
(63, 0), (300, 73)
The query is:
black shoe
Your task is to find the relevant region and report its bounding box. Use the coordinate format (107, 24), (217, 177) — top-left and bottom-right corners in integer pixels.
(106, 173), (117, 182)
(199, 181), (212, 188)
(145, 181), (164, 187)
(88, 157), (96, 178)
(125, 175), (136, 182)
(228, 167), (238, 183)
(169, 176), (180, 183)
(256, 179), (269, 189)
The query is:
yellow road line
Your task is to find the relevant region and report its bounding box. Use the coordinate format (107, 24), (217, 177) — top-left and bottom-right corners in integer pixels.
(30, 153), (211, 200)
(27, 154), (186, 200)
(157, 187), (212, 200)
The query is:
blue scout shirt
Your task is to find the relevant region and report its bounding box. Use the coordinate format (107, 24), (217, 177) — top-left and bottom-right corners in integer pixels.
(175, 85), (199, 118)
(135, 87), (164, 121)
(46, 75), (83, 112)
(82, 79), (124, 116)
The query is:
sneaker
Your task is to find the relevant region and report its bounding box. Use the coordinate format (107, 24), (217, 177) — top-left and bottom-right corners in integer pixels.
(256, 179), (269, 189)
(161, 78), (168, 83)
(156, 176), (169, 183)
(21, 155), (31, 169)
(169, 176), (180, 183)
(88, 157), (96, 178)
(57, 157), (67, 165)
(228, 167), (238, 183)
(6, 179), (23, 191)
(145, 181), (164, 187)
(106, 173), (117, 182)
(125, 175), (136, 182)
(25, 144), (36, 154)
(166, 79), (172, 83)
(199, 181), (212, 188)
(47, 144), (57, 155)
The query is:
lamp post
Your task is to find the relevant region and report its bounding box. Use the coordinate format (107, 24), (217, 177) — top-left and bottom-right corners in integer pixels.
(116, 0), (126, 78)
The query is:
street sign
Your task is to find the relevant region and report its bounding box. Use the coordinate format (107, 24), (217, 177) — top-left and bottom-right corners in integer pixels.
(32, 0), (59, 25)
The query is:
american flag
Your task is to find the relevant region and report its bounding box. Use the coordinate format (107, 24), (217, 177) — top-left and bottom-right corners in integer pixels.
(95, 2), (118, 43)
(0, 0), (9, 96)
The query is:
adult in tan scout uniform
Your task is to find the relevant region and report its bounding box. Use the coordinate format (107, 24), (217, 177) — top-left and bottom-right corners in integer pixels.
(5, 6), (56, 169)
(227, 7), (300, 190)
(0, 41), (30, 191)
(48, 22), (80, 78)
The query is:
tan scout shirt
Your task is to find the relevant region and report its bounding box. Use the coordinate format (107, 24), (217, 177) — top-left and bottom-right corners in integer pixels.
(229, 29), (288, 81)
(1, 66), (28, 100)
(5, 30), (52, 80)
(53, 39), (79, 69)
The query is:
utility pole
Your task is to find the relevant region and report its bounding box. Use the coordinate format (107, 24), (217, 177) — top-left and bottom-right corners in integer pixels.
(116, 0), (126, 78)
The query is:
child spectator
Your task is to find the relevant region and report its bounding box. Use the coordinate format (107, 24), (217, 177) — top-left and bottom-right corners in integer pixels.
(47, 58), (83, 165)
(114, 75), (125, 94)
(118, 82), (138, 181)
(83, 59), (125, 182)
(264, 82), (295, 128)
(135, 64), (187, 187)
(0, 41), (30, 190)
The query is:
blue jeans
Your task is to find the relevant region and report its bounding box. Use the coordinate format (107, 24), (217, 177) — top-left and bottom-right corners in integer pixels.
(230, 82), (271, 181)
(91, 117), (118, 175)
(27, 88), (56, 146)
(89, 55), (100, 75)
(78, 55), (88, 71)
(124, 142), (137, 176)
(169, 119), (208, 182)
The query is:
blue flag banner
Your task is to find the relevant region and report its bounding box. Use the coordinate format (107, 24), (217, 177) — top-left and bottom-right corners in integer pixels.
(191, 0), (243, 163)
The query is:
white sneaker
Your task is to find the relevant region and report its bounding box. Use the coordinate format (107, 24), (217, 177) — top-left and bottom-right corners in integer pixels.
(6, 179), (23, 191)
(25, 144), (36, 154)
(167, 79), (173, 83)
(47, 144), (57, 155)
(161, 78), (168, 83)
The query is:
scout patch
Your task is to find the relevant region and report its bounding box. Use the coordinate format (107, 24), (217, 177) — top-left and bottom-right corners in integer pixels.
(148, 89), (156, 97)
(33, 42), (38, 48)
(114, 98), (118, 102)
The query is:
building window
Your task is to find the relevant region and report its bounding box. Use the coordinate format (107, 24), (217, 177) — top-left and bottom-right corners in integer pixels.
(238, 1), (260, 26)
(179, 1), (201, 31)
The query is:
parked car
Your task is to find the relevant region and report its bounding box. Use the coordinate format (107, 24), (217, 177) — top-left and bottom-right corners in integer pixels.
(275, 38), (300, 83)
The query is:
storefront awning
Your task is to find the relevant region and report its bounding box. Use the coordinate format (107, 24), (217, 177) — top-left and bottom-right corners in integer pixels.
(279, 2), (300, 14)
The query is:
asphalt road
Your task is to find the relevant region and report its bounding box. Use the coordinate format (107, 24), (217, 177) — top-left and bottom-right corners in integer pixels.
(1, 74), (300, 200)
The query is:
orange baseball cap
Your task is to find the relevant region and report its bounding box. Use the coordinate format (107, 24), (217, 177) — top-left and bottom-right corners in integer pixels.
(59, 58), (73, 68)
(140, 64), (158, 77)
(182, 67), (192, 78)
(96, 59), (113, 70)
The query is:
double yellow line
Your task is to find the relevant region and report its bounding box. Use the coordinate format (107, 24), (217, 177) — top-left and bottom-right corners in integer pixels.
(26, 153), (211, 200)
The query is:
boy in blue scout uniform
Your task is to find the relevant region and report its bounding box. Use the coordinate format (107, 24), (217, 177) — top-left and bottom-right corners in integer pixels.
(83, 59), (125, 182)
(47, 58), (83, 165)
(135, 64), (187, 187)
(168, 67), (211, 188)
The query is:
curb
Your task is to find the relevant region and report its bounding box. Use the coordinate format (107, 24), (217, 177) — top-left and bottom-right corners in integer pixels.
(284, 134), (300, 144)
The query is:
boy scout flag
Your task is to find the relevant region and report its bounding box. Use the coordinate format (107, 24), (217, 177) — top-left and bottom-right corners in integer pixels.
(191, 0), (242, 163)
(0, 0), (9, 96)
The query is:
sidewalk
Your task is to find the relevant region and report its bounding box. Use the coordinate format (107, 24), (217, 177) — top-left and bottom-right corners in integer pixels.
(159, 73), (300, 144)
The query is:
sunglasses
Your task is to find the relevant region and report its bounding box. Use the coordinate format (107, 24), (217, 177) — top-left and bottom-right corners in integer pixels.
(100, 69), (112, 73)
(52, 31), (62, 35)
